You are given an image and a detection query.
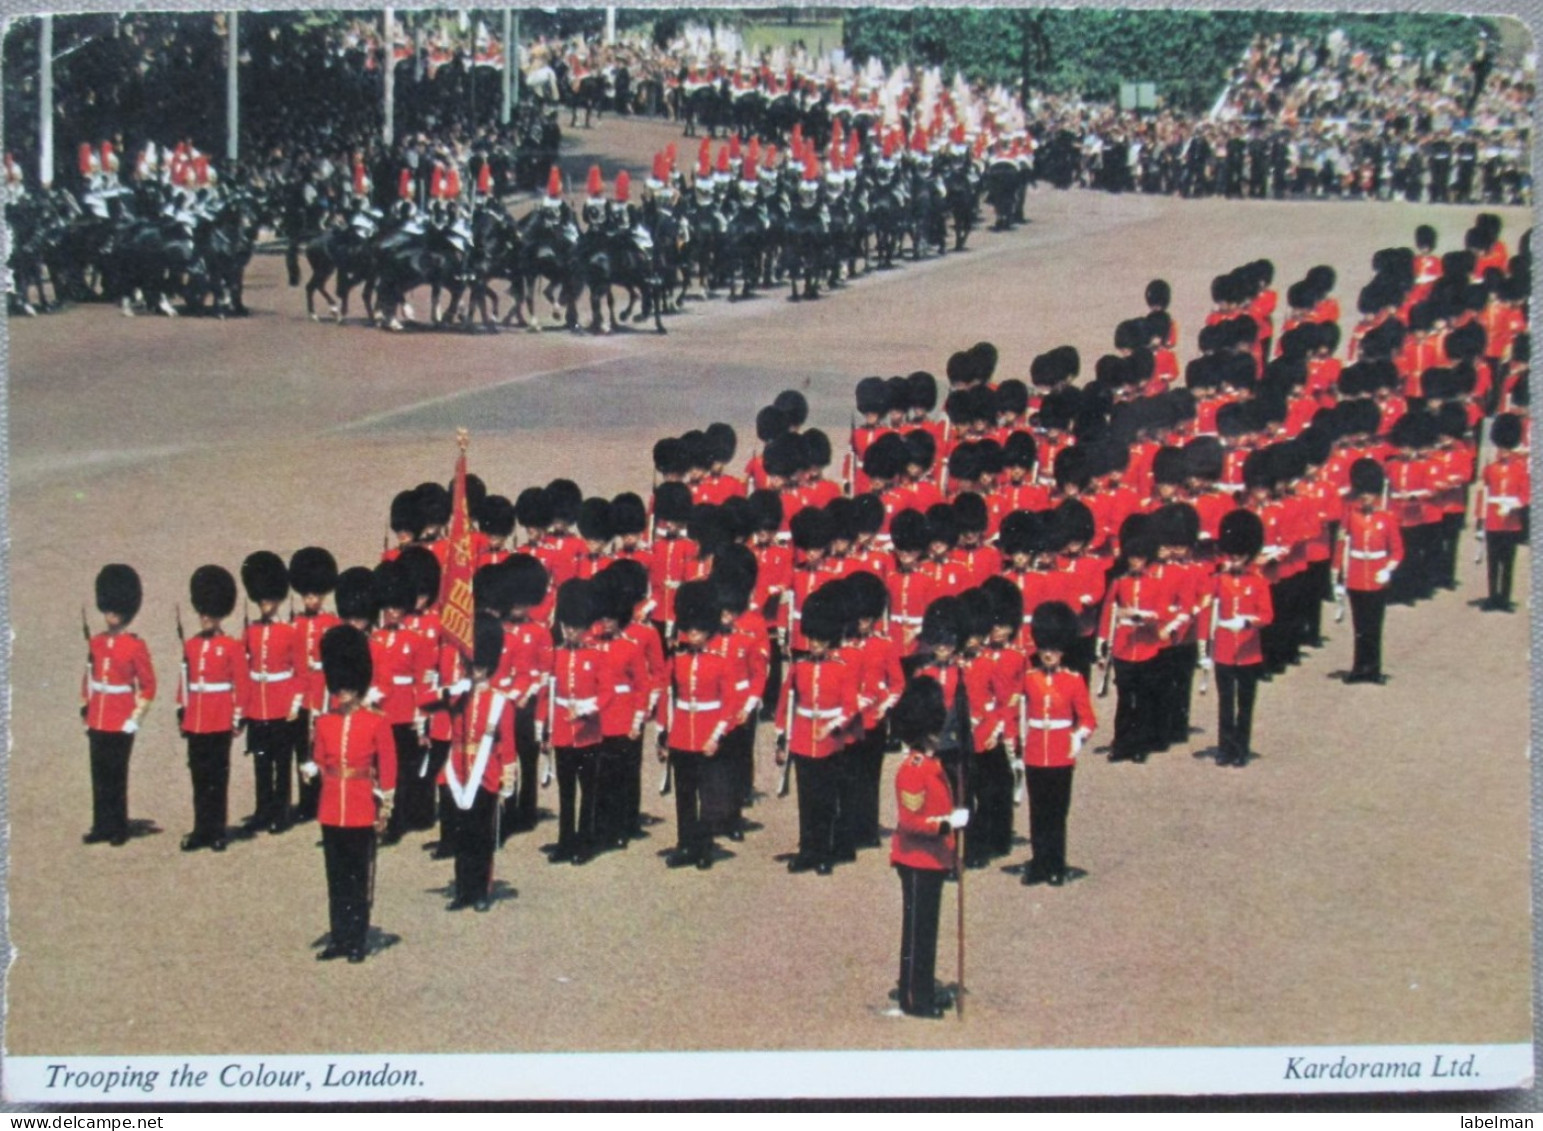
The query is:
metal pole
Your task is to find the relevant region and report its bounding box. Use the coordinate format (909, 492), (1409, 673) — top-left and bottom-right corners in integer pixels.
(501, 8), (512, 125)
(604, 6), (615, 47)
(511, 11), (520, 111)
(383, 7), (395, 145)
(39, 15), (53, 188)
(226, 11), (239, 164)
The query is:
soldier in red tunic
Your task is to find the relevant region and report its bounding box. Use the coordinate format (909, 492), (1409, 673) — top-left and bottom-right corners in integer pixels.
(369, 559), (434, 844)
(240, 551), (303, 836)
(889, 676), (966, 1019)
(545, 579), (611, 865)
(658, 581), (733, 870)
(301, 625), (397, 964)
(288, 547), (340, 823)
(775, 583), (860, 875)
(82, 564), (156, 847)
(493, 554), (553, 835)
(438, 616), (516, 911)
(1201, 510), (1273, 767)
(178, 565), (246, 852)
(1017, 602), (1094, 886)
(1336, 458), (1404, 684)
(1478, 413), (1529, 611)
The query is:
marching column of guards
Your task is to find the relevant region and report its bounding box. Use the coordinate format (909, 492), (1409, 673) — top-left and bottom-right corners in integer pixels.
(81, 211), (1530, 1003)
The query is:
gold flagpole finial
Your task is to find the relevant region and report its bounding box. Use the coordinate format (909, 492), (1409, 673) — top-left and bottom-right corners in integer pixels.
(456, 427), (470, 453)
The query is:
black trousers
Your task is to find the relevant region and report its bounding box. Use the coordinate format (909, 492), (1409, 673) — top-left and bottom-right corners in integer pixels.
(710, 723), (752, 833)
(1305, 559), (1332, 642)
(621, 732), (644, 836)
(508, 700), (540, 833)
(1487, 529), (1525, 604)
(1112, 658), (1160, 759)
(669, 747), (713, 856)
(1215, 663), (1260, 762)
(246, 718), (294, 827)
(852, 722), (889, 847)
(401, 738), (448, 832)
(1438, 512), (1465, 589)
(1025, 764), (1074, 874)
(1348, 589), (1387, 678)
(386, 723), (425, 838)
(896, 864), (946, 1015)
(556, 744), (600, 853)
(593, 734), (632, 848)
(968, 743), (1014, 860)
(187, 731), (232, 840)
(793, 753), (841, 862)
(292, 710), (320, 820)
(447, 787), (499, 902)
(1067, 634), (1096, 686)
(86, 729), (134, 839)
(322, 825), (375, 956)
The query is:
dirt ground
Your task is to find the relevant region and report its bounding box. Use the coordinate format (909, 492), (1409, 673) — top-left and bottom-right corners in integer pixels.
(2, 115), (1532, 1072)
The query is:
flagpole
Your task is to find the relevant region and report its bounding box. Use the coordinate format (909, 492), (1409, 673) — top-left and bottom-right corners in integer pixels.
(225, 12), (239, 164)
(501, 8), (512, 125)
(39, 15), (53, 188)
(383, 7), (395, 146)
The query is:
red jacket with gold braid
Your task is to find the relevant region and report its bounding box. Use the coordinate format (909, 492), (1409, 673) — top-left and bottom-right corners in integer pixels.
(313, 707), (398, 828)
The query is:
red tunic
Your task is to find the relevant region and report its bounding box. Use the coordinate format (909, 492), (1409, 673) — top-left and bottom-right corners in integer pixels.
(1340, 507), (1405, 591)
(494, 619), (553, 705)
(179, 632), (246, 734)
(1481, 455), (1529, 533)
(1018, 668), (1095, 768)
(244, 620), (303, 722)
(442, 686), (516, 798)
(853, 631), (905, 730)
(543, 644), (610, 748)
(886, 566), (935, 651)
(1101, 570), (1174, 663)
(649, 533), (698, 628)
(83, 632), (157, 732)
(369, 625), (432, 727)
(1202, 568), (1273, 667)
(595, 632), (651, 738)
(292, 611), (342, 712)
(775, 655), (859, 758)
(659, 648), (732, 752)
(312, 708), (398, 828)
(960, 650), (1011, 751)
(890, 752), (956, 870)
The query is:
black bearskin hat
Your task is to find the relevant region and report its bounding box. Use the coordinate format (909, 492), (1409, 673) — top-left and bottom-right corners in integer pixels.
(95, 563), (142, 621)
(289, 547), (339, 597)
(321, 624), (372, 697)
(241, 550), (289, 604)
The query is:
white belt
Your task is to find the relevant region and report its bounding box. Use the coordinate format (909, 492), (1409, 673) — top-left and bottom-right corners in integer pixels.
(250, 669), (294, 683)
(892, 615), (923, 625)
(734, 680), (750, 691)
(555, 696), (599, 712)
(1488, 496), (1523, 507)
(308, 661), (323, 671)
(1026, 718), (1073, 730)
(614, 684), (632, 693)
(89, 680), (133, 694)
(391, 675), (416, 686)
(796, 706), (844, 720)
(1348, 550), (1388, 560)
(188, 681), (232, 693)
(676, 700), (721, 712)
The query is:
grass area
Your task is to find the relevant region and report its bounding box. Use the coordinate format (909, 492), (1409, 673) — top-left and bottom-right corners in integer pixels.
(742, 19), (845, 58)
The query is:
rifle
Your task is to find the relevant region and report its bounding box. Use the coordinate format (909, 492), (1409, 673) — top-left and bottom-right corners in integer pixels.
(842, 411), (856, 495)
(953, 712), (967, 1022)
(1095, 602), (1118, 698)
(658, 672), (675, 796)
(776, 672), (795, 799)
(175, 604), (190, 736)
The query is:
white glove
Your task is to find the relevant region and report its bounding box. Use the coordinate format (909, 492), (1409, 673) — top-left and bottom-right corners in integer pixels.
(122, 718), (138, 735)
(1071, 732), (1086, 757)
(446, 678), (472, 697)
(1220, 616), (1249, 632)
(365, 687), (385, 706)
(1333, 584), (1348, 601)
(1198, 655), (1214, 671)
(1375, 568), (1393, 586)
(948, 807), (971, 829)
(300, 761), (320, 782)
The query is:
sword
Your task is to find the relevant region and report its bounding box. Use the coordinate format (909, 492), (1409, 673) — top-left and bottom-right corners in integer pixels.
(1011, 696), (1025, 805)
(540, 673), (555, 787)
(776, 675), (795, 799)
(659, 681), (675, 795)
(1198, 593), (1215, 695)
(1334, 529), (1348, 623)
